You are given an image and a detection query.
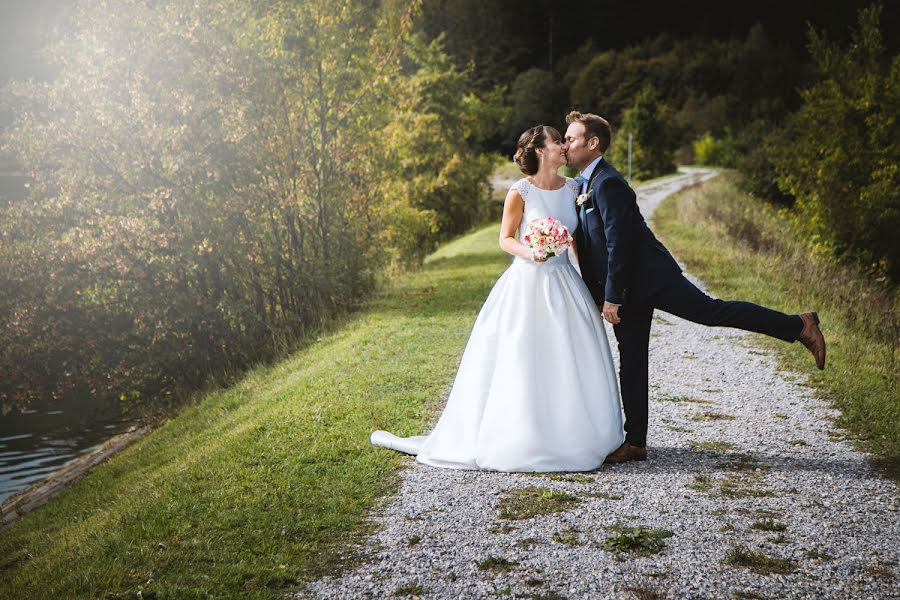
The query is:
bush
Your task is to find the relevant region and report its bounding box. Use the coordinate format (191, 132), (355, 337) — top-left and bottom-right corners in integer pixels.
(693, 131), (741, 167)
(771, 4), (900, 282)
(734, 120), (794, 204)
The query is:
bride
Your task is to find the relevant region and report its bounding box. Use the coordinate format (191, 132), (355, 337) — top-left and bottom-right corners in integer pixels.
(371, 125), (624, 472)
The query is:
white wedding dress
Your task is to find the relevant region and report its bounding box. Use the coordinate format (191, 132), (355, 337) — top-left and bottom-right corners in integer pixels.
(371, 177), (624, 472)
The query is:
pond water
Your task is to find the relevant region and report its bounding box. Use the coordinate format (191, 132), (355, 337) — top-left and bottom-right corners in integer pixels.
(0, 397), (138, 505)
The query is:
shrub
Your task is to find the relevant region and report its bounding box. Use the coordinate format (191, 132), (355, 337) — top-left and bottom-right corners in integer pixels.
(693, 131), (741, 167)
(771, 4), (900, 282)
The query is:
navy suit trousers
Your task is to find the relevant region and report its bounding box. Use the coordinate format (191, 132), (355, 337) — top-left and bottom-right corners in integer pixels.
(612, 273), (804, 448)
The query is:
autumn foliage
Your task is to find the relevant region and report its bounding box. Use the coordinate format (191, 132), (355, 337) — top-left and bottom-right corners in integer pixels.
(0, 0), (500, 410)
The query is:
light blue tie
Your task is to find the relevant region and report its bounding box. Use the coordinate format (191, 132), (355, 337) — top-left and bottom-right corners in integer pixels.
(574, 175), (588, 189)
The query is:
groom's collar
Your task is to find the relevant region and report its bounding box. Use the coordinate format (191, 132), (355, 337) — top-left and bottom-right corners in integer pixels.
(580, 155), (604, 181)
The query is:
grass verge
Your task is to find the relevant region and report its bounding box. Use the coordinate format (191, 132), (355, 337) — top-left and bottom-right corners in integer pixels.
(654, 173), (899, 481)
(0, 223), (511, 598)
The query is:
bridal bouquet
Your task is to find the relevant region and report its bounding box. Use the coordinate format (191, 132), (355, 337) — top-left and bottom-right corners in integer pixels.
(523, 217), (573, 260)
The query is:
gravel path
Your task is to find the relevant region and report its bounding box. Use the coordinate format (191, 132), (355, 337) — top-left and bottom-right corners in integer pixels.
(304, 169), (899, 599)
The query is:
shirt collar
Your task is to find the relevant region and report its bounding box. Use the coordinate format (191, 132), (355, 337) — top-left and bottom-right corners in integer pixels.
(580, 155), (604, 180)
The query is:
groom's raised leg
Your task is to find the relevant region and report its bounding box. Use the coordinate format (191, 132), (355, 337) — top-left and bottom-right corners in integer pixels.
(651, 274), (804, 343)
(613, 304), (654, 448)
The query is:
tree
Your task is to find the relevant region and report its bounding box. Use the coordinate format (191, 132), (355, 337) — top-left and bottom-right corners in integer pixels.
(502, 68), (567, 149)
(381, 34), (505, 265)
(772, 4), (900, 281)
(0, 0), (470, 411)
(608, 84), (678, 179)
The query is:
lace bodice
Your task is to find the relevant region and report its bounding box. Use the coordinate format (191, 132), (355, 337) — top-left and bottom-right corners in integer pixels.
(510, 177), (580, 265)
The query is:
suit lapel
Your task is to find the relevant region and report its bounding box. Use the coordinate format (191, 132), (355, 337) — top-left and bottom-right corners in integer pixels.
(583, 157), (606, 211)
(587, 157), (606, 192)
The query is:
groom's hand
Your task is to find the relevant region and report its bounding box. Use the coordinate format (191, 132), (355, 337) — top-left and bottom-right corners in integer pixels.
(602, 301), (621, 324)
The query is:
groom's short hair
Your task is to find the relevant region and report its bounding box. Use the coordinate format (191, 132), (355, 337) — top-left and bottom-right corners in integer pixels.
(566, 111), (612, 154)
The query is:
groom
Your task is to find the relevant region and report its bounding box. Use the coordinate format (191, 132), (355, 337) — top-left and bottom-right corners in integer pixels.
(561, 111), (826, 464)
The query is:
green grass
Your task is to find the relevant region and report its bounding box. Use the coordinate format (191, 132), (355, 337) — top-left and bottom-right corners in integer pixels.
(496, 487), (580, 521)
(551, 528), (580, 546)
(654, 173), (899, 481)
(804, 548), (834, 561)
(863, 561), (895, 578)
(690, 441), (738, 453)
(476, 555), (519, 572)
(523, 592), (567, 600)
(750, 519), (787, 532)
(394, 582), (428, 597)
(543, 473), (593, 484)
(688, 472), (774, 498)
(720, 453), (766, 472)
(691, 411), (735, 422)
(600, 526), (674, 556)
(686, 474), (713, 492)
(587, 491), (623, 500)
(657, 395), (714, 404)
(0, 222), (512, 598)
(719, 477), (774, 498)
(723, 546), (795, 575)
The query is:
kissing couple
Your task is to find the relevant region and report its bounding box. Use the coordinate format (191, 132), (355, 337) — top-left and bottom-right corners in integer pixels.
(371, 111), (826, 472)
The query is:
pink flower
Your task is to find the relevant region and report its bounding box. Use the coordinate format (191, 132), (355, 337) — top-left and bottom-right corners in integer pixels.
(524, 217), (572, 258)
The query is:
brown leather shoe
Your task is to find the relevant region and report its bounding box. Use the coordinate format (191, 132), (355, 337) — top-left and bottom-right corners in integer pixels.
(604, 442), (648, 464)
(797, 312), (826, 370)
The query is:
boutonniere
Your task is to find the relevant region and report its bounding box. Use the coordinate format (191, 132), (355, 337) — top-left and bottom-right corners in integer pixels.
(576, 191), (591, 206)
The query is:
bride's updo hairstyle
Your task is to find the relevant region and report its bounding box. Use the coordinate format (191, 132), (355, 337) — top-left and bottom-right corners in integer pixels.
(513, 125), (563, 176)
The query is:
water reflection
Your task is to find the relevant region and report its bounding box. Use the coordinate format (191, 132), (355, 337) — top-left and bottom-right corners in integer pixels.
(0, 399), (138, 504)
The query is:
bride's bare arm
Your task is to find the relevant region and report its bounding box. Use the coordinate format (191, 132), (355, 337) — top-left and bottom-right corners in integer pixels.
(499, 189), (539, 260)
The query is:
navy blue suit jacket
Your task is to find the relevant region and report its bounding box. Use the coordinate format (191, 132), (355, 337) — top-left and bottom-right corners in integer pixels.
(575, 158), (682, 306)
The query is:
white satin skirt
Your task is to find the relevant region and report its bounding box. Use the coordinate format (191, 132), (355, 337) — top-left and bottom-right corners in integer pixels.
(371, 252), (624, 472)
